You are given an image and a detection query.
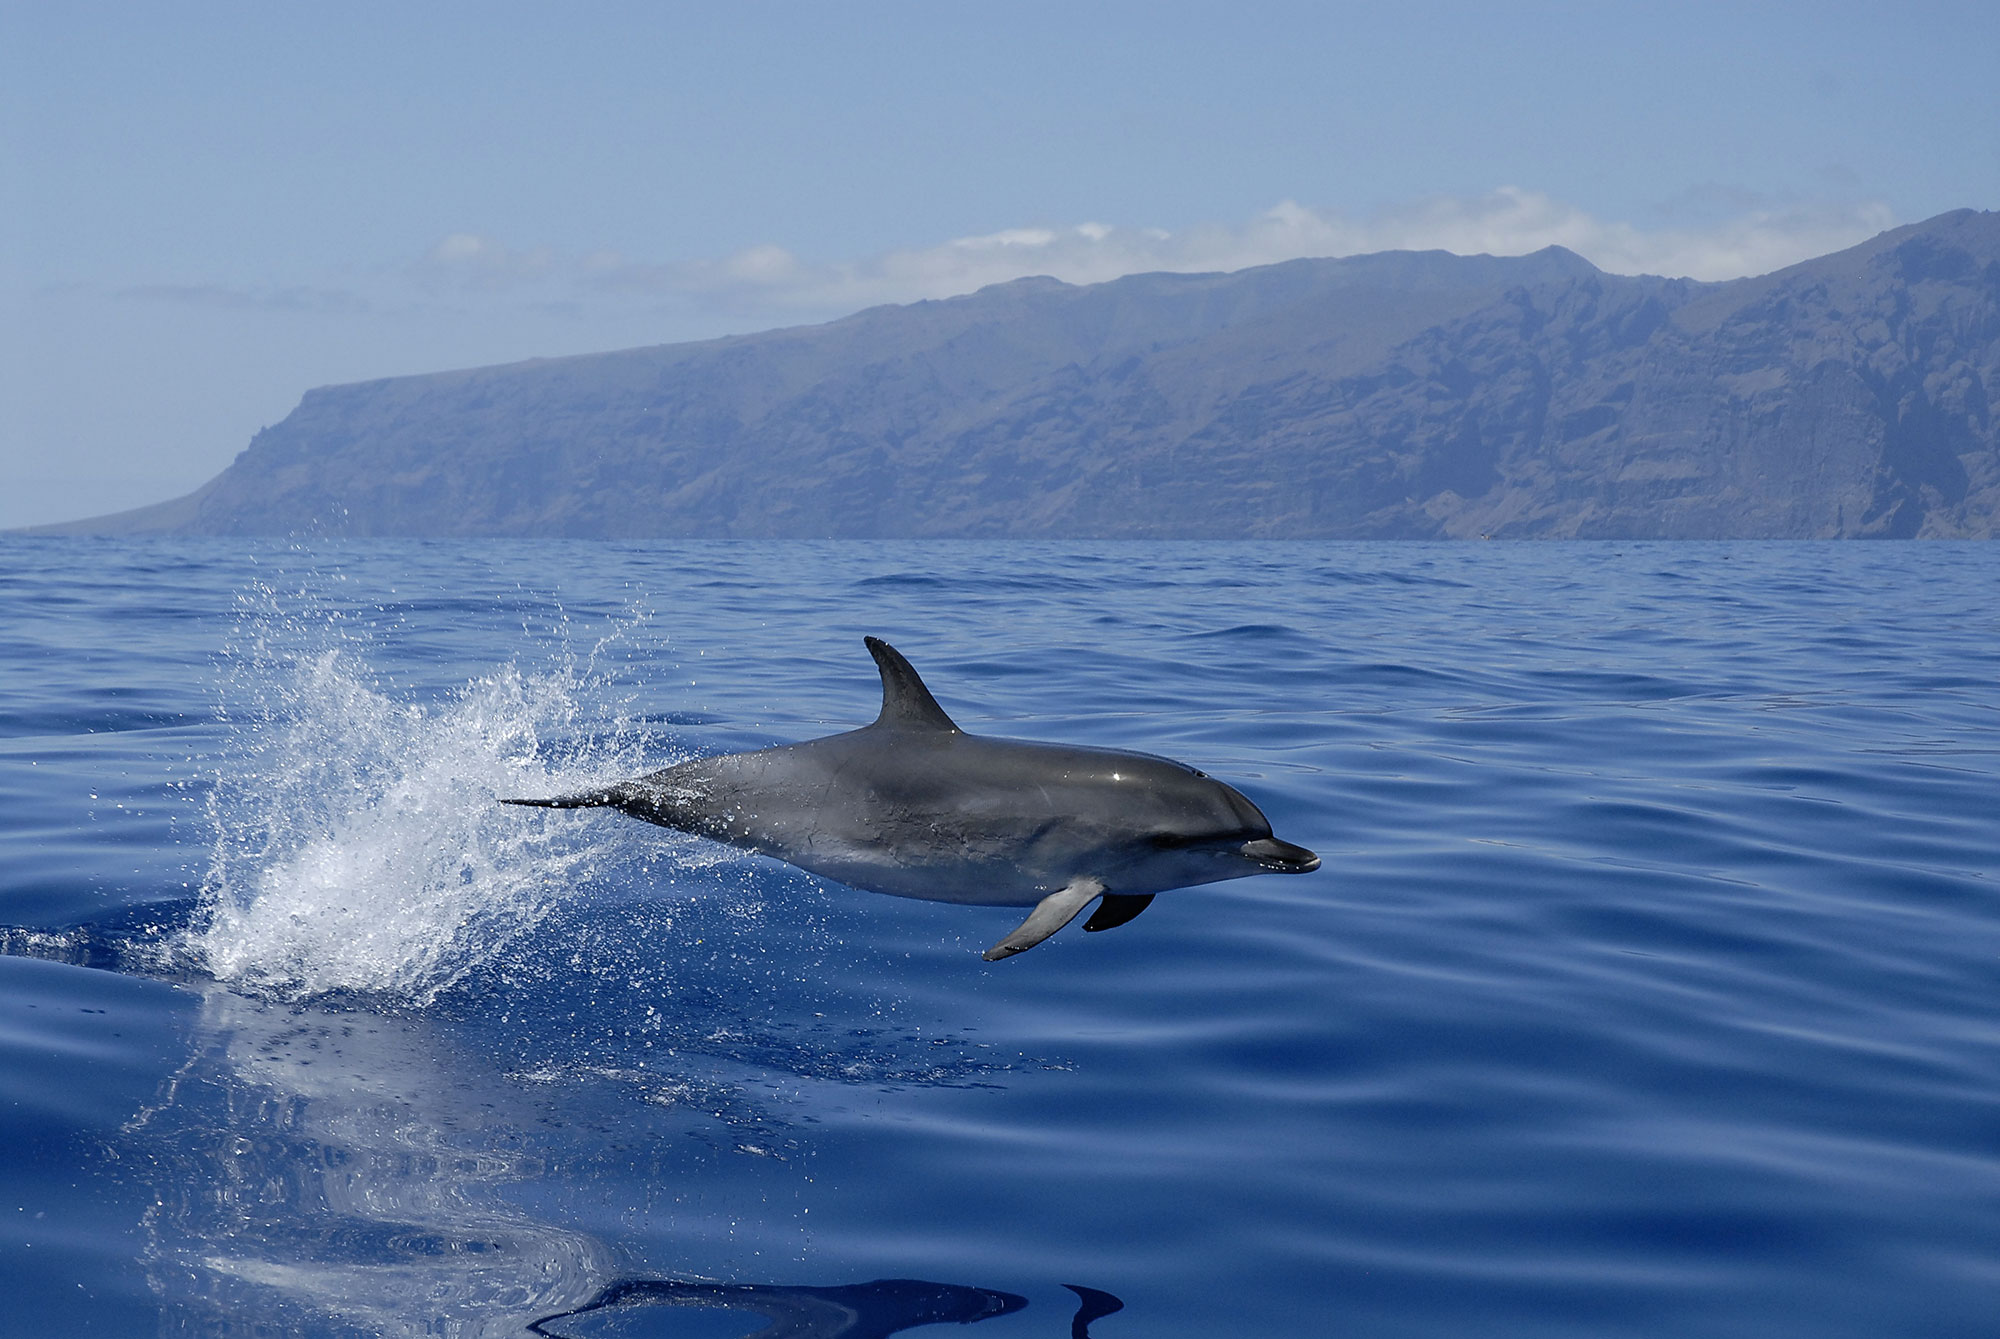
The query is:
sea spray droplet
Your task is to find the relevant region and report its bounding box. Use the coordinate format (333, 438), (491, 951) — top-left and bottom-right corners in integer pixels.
(183, 606), (657, 1007)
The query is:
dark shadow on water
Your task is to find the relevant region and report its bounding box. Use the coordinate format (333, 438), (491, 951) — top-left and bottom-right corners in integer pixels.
(527, 1276), (1129, 1338)
(527, 1277), (1029, 1338)
(1063, 1285), (1125, 1338)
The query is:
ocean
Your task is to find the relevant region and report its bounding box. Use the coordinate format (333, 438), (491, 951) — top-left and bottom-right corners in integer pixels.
(1, 538), (1995, 1337)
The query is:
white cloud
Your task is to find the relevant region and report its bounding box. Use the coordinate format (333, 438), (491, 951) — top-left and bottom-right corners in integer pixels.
(719, 243), (804, 284)
(953, 227), (1060, 250)
(415, 232), (555, 289)
(414, 189), (1898, 322)
(645, 189), (1898, 314)
(430, 232), (497, 264)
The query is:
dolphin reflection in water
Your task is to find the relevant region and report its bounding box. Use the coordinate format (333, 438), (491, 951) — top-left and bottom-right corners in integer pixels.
(506, 637), (1319, 959)
(9, 943), (1125, 1338)
(529, 1276), (1124, 1339)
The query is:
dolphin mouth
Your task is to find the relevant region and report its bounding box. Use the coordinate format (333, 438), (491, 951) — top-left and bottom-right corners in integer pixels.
(1240, 837), (1320, 873)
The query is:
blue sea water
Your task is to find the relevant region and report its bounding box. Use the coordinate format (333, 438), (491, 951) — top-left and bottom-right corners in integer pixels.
(1, 537), (1996, 1338)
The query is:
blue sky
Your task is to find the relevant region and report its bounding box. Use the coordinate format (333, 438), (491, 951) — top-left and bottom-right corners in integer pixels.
(3, 1), (1997, 527)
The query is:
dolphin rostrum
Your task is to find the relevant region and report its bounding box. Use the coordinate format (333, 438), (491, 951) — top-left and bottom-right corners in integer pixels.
(503, 637), (1319, 960)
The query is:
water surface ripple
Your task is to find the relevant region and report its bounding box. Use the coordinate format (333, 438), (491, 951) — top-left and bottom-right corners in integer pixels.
(1, 539), (1995, 1337)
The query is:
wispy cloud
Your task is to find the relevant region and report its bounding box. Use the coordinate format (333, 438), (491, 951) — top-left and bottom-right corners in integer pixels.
(115, 281), (373, 314)
(105, 189), (1901, 334)
(442, 189), (1897, 320)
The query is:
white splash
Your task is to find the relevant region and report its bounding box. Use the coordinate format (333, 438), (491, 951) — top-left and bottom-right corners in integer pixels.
(184, 605), (656, 1006)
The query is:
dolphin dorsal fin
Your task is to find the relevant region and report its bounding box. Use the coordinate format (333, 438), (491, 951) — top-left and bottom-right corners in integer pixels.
(864, 637), (959, 733)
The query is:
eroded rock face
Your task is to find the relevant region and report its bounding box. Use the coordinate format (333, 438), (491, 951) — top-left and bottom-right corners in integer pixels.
(64, 211), (2000, 539)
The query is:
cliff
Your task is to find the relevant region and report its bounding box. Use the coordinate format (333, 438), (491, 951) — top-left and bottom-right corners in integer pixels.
(39, 210), (2000, 538)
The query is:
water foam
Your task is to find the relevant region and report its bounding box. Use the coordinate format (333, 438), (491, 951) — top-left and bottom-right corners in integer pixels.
(183, 587), (658, 1005)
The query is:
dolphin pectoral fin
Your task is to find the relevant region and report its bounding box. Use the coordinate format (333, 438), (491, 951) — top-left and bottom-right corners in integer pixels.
(1082, 893), (1155, 933)
(982, 879), (1104, 961)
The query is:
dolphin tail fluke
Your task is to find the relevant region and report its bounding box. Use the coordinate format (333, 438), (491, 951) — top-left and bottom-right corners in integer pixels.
(499, 790), (622, 809)
(983, 878), (1104, 961)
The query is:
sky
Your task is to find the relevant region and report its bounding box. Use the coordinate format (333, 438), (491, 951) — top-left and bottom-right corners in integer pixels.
(3, 2), (1997, 528)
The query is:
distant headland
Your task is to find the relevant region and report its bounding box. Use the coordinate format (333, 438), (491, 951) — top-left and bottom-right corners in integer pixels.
(26, 209), (2000, 539)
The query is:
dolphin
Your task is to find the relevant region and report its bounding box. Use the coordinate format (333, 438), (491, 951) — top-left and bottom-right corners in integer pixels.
(503, 637), (1319, 960)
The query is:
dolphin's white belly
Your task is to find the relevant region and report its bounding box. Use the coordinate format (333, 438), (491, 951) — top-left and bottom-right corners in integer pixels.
(776, 845), (1069, 907)
(731, 801), (1099, 907)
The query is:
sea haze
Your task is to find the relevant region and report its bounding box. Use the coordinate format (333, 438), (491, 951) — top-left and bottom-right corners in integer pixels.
(1, 539), (1996, 1337)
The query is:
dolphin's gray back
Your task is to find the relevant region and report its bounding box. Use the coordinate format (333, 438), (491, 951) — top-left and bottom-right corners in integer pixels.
(612, 723), (1268, 906)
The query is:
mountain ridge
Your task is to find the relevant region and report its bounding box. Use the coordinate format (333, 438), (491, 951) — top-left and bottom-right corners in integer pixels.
(28, 212), (2000, 538)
